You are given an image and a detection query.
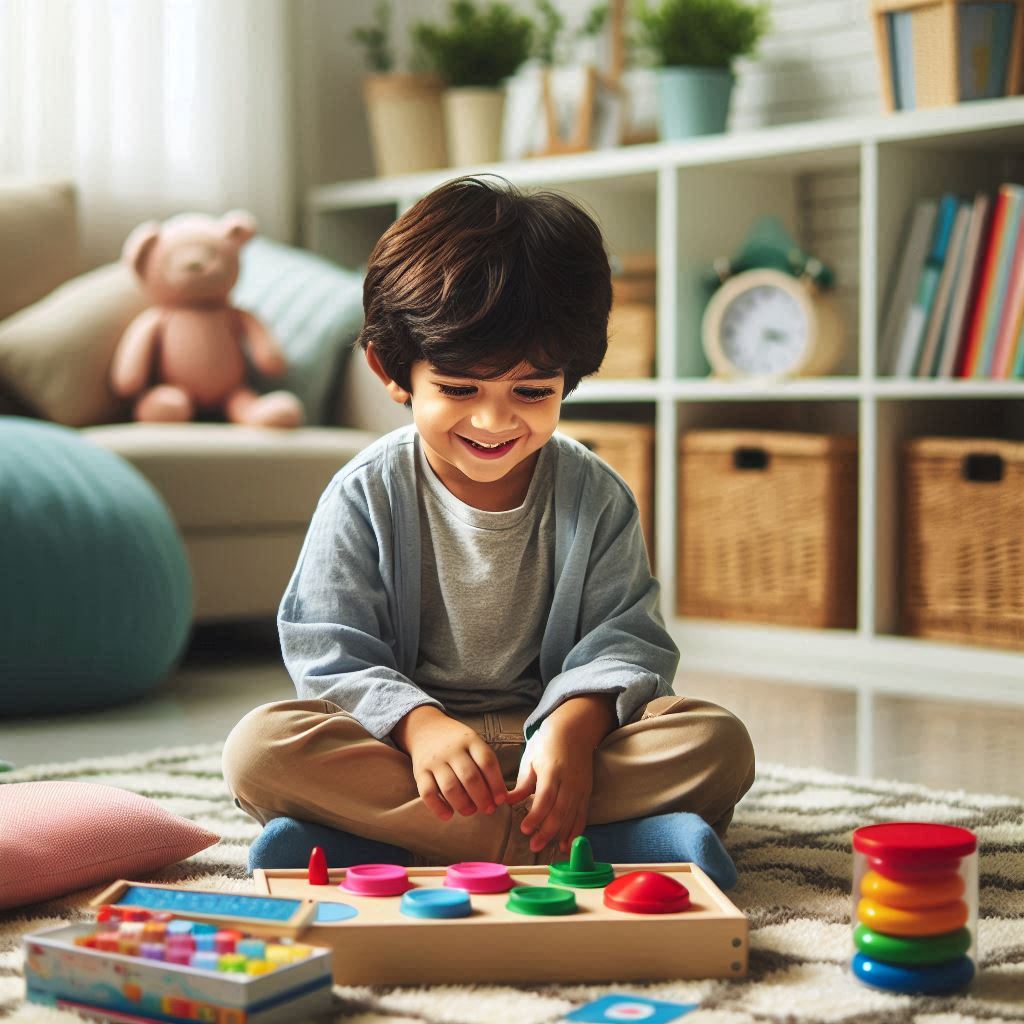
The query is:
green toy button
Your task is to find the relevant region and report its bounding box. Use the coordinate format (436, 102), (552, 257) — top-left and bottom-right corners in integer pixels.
(548, 836), (614, 888)
(506, 885), (577, 916)
(853, 924), (972, 966)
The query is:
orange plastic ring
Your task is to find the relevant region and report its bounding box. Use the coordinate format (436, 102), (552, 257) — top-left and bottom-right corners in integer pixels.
(860, 870), (964, 909)
(856, 897), (969, 937)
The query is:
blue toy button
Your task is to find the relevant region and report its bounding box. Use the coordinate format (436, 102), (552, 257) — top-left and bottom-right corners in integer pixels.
(852, 953), (974, 994)
(315, 901), (359, 923)
(400, 888), (472, 919)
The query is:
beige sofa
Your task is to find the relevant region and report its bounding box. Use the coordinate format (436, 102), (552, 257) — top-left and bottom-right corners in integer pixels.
(0, 180), (410, 621)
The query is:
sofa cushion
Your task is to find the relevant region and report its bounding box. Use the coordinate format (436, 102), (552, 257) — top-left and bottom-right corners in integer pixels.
(0, 262), (145, 425)
(0, 179), (78, 322)
(235, 236), (366, 426)
(82, 423), (381, 530)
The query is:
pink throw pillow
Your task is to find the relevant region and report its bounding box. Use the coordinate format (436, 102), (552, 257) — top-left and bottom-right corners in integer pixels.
(0, 781), (220, 910)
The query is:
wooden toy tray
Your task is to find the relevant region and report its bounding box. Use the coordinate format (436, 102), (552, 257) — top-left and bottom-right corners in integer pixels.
(254, 862), (748, 985)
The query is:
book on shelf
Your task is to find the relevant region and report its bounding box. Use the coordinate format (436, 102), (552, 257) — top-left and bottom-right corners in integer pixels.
(880, 199), (937, 376)
(935, 192), (991, 378)
(915, 201), (971, 378)
(958, 2), (1016, 102)
(887, 11), (915, 111)
(958, 186), (1016, 377)
(1012, 304), (1024, 378)
(989, 202), (1024, 378)
(892, 194), (959, 378)
(975, 185), (1024, 377)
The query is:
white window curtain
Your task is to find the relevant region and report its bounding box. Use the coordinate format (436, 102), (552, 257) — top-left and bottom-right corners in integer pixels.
(0, 0), (295, 266)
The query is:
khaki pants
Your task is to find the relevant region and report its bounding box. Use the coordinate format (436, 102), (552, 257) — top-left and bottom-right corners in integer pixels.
(222, 696), (755, 866)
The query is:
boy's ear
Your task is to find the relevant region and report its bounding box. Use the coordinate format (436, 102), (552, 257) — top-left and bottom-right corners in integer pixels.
(365, 343), (412, 406)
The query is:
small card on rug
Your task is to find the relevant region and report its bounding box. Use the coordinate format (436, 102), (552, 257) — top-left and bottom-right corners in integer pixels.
(564, 994), (699, 1023)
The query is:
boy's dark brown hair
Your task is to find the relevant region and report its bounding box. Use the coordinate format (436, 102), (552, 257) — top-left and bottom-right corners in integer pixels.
(357, 175), (611, 396)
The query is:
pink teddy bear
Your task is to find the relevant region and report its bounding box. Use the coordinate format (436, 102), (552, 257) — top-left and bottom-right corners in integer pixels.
(110, 211), (304, 427)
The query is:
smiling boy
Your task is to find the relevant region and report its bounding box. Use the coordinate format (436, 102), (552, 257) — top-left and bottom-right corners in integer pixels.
(223, 176), (754, 885)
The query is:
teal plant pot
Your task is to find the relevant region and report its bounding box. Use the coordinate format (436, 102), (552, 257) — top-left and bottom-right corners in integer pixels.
(656, 66), (735, 139)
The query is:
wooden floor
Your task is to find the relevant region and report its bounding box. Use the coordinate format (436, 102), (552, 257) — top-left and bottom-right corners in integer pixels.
(2, 623), (1021, 798)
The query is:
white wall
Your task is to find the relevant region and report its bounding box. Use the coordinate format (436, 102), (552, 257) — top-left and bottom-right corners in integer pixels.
(292, 0), (883, 192)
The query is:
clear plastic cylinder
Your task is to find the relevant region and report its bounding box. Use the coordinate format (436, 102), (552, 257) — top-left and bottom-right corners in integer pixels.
(851, 822), (978, 995)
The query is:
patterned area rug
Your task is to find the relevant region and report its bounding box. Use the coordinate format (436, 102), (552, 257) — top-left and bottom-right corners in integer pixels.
(1, 745), (1022, 1023)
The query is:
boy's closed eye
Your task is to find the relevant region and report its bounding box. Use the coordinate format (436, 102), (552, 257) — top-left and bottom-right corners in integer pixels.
(434, 383), (557, 401)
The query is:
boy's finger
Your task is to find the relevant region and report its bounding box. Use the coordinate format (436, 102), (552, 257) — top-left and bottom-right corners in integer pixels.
(506, 765), (536, 805)
(452, 756), (495, 814)
(415, 772), (453, 821)
(532, 792), (572, 852)
(475, 747), (508, 805)
(521, 778), (558, 835)
(433, 764), (477, 817)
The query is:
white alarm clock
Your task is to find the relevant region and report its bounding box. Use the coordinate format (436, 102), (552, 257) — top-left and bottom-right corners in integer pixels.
(701, 268), (844, 379)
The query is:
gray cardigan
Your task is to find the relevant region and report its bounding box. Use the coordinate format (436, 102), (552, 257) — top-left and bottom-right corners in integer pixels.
(278, 425), (679, 741)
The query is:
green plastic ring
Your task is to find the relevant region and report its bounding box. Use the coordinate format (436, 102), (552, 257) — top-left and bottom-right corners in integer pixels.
(853, 924), (972, 965)
(506, 885), (577, 916)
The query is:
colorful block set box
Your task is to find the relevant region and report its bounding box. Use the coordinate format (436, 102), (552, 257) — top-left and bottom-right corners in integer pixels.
(23, 905), (333, 1024)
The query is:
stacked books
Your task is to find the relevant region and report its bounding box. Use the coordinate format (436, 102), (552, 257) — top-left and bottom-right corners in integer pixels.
(880, 186), (1024, 379)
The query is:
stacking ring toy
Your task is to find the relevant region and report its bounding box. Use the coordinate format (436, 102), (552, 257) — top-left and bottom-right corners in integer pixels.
(444, 862), (514, 894)
(856, 897), (968, 937)
(853, 924), (971, 966)
(852, 952), (974, 994)
(860, 869), (964, 909)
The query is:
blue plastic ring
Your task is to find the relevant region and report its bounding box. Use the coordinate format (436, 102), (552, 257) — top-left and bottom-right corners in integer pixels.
(852, 953), (974, 994)
(400, 887), (473, 919)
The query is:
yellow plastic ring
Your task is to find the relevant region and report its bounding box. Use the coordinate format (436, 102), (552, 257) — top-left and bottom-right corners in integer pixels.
(860, 870), (964, 909)
(856, 897), (968, 937)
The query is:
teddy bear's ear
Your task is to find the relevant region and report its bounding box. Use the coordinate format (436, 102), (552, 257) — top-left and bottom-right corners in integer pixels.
(220, 210), (258, 245)
(122, 221), (161, 278)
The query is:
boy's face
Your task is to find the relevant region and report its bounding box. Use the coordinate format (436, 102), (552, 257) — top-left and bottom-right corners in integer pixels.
(366, 345), (564, 508)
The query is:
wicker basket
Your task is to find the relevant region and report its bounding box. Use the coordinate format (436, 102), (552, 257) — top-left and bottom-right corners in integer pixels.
(558, 419), (655, 556)
(678, 430), (858, 628)
(599, 253), (656, 379)
(902, 436), (1024, 649)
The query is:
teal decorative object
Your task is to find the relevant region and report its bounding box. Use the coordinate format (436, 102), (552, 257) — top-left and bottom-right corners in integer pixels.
(0, 418), (192, 715)
(657, 66), (735, 138)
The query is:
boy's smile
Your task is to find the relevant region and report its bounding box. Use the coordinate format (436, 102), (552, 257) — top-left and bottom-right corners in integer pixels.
(366, 344), (564, 511)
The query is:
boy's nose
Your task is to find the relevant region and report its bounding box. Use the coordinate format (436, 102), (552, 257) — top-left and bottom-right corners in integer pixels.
(471, 402), (517, 433)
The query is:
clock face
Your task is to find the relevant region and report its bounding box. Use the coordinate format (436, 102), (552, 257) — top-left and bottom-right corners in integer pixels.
(719, 284), (810, 375)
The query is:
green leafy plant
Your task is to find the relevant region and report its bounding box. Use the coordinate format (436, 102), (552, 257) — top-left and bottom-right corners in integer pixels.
(533, 0), (609, 66)
(411, 0), (535, 88)
(352, 1), (394, 73)
(632, 0), (769, 69)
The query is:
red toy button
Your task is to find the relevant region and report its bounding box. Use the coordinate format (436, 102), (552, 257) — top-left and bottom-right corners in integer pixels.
(604, 871), (691, 914)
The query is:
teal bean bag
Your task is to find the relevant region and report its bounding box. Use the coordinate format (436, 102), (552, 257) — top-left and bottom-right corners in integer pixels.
(0, 417), (192, 714)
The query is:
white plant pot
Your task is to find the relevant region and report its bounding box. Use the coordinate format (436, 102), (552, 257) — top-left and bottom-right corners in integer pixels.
(442, 87), (505, 167)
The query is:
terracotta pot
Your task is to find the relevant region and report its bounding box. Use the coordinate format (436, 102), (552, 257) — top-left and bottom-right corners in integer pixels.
(362, 73), (448, 177)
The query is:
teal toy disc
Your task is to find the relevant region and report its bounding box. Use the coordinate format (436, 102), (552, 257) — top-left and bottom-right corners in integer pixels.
(852, 953), (974, 994)
(506, 885), (577, 916)
(853, 924), (971, 966)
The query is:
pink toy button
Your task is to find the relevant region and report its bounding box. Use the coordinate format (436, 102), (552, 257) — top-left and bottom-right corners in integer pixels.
(444, 862), (514, 894)
(339, 863), (412, 897)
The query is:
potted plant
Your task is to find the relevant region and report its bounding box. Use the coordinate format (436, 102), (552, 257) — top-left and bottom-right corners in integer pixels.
(412, 0), (535, 167)
(632, 0), (769, 138)
(353, 1), (448, 177)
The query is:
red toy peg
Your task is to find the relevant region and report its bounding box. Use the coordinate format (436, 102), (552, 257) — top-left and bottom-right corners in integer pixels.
(308, 846), (329, 886)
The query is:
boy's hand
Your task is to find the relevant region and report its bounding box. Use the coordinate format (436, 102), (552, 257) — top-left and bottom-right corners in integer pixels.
(507, 724), (594, 854)
(507, 693), (617, 855)
(392, 705), (507, 821)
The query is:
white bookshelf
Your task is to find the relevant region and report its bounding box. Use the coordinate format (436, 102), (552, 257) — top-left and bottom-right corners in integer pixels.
(307, 96), (1024, 777)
